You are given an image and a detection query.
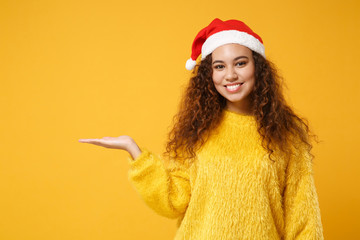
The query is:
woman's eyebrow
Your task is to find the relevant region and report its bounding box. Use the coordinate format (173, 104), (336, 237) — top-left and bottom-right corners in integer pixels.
(212, 56), (249, 64)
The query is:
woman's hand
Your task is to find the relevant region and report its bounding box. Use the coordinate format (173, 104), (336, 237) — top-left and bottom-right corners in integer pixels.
(78, 135), (141, 160)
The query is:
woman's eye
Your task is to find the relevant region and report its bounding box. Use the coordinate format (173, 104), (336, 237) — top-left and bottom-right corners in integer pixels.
(214, 65), (224, 69)
(236, 61), (246, 66)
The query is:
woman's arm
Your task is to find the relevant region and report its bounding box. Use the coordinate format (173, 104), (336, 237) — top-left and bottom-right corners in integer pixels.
(127, 148), (191, 219)
(283, 144), (324, 240)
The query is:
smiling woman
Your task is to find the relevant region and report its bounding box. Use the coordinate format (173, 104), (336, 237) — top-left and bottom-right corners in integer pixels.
(211, 43), (256, 115)
(79, 18), (324, 240)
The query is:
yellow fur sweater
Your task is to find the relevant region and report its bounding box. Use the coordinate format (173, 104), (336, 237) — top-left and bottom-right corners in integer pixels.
(127, 109), (324, 239)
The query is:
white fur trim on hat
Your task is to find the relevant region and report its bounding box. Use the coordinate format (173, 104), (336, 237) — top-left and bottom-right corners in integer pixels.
(201, 30), (265, 59)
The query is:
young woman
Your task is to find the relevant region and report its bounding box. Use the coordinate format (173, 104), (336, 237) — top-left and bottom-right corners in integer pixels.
(79, 18), (324, 239)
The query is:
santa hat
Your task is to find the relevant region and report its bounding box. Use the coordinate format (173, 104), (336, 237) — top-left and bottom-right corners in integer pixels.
(185, 18), (265, 71)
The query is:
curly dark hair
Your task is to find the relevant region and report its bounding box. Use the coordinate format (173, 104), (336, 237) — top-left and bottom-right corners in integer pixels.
(163, 51), (319, 165)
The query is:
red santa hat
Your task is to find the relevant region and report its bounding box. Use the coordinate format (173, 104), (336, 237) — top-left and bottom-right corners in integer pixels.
(185, 18), (265, 71)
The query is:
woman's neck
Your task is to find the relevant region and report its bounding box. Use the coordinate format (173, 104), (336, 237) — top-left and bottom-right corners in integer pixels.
(225, 99), (255, 116)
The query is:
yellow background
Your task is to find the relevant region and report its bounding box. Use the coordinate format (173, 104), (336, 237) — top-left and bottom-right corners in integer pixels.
(1, 0), (359, 239)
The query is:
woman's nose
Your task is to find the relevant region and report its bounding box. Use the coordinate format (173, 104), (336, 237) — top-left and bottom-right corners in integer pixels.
(225, 67), (238, 81)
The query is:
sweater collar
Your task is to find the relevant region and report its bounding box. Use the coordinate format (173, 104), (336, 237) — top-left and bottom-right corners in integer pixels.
(222, 109), (257, 127)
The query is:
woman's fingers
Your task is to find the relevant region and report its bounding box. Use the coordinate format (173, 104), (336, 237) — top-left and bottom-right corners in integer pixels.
(79, 138), (109, 147)
(78, 138), (100, 143)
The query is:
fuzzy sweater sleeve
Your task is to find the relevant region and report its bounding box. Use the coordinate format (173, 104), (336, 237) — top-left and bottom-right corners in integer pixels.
(283, 145), (324, 240)
(127, 148), (191, 219)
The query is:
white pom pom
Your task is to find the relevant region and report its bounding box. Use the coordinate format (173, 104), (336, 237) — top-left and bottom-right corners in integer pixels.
(185, 58), (197, 70)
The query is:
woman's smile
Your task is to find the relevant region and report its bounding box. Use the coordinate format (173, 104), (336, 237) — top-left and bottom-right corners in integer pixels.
(224, 82), (244, 92)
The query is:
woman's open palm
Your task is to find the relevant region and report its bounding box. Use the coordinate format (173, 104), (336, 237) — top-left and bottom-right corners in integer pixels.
(79, 135), (141, 160)
(79, 136), (132, 150)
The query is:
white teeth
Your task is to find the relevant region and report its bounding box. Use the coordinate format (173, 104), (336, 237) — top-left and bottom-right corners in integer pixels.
(226, 84), (241, 90)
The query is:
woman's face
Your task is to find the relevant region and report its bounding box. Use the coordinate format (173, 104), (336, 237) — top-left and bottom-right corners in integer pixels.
(211, 43), (255, 114)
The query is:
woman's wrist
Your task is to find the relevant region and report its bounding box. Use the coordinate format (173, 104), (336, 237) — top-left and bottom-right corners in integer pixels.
(126, 139), (142, 160)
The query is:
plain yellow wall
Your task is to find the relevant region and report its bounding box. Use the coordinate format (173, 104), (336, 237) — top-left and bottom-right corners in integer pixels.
(1, 0), (359, 239)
